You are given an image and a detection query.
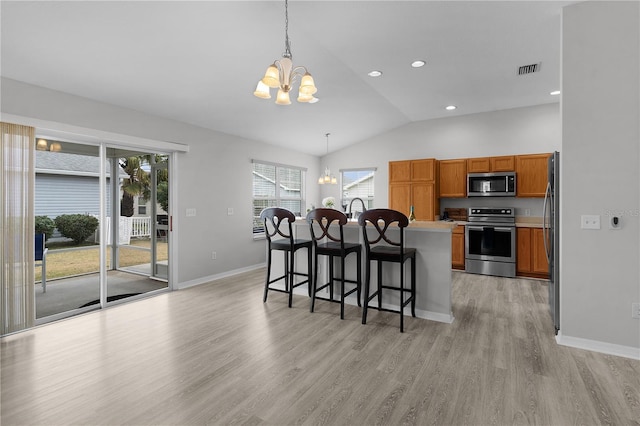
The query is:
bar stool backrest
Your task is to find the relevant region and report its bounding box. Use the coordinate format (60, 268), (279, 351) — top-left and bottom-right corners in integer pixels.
(306, 208), (348, 247)
(358, 208), (409, 253)
(260, 207), (295, 245)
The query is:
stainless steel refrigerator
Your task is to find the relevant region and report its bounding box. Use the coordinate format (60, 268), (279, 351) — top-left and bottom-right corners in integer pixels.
(543, 151), (560, 334)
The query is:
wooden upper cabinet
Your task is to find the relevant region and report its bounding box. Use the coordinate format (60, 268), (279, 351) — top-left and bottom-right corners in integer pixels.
(490, 155), (516, 172)
(410, 158), (436, 182)
(389, 158), (439, 221)
(412, 182), (438, 221)
(389, 183), (411, 217)
(439, 159), (467, 198)
(467, 155), (515, 173)
(389, 160), (411, 183)
(467, 157), (491, 173)
(516, 153), (550, 197)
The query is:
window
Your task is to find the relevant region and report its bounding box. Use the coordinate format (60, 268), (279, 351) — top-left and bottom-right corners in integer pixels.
(341, 168), (376, 212)
(138, 205), (147, 215)
(252, 160), (306, 237)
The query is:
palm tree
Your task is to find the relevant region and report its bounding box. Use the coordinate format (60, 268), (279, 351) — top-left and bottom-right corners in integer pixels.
(119, 156), (150, 217)
(119, 155), (169, 217)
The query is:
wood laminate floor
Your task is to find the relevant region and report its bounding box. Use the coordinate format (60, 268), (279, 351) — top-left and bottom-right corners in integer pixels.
(2, 269), (639, 425)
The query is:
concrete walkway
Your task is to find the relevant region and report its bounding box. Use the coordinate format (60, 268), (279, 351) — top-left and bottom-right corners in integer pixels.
(36, 269), (168, 319)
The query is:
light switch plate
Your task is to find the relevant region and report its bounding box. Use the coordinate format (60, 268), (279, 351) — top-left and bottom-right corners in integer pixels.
(186, 208), (196, 217)
(581, 215), (601, 230)
(227, 208), (234, 216)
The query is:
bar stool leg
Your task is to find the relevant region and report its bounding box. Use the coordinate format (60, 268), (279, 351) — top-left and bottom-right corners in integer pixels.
(356, 250), (362, 307)
(328, 256), (334, 302)
(340, 255), (346, 320)
(311, 251), (319, 313)
(288, 249), (295, 308)
(400, 260), (405, 333)
(377, 260), (383, 310)
(411, 256), (416, 317)
(263, 246), (272, 303)
(362, 257), (371, 325)
(307, 246), (313, 297)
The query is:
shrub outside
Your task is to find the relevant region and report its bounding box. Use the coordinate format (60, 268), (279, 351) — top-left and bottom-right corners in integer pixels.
(54, 214), (100, 245)
(35, 216), (56, 241)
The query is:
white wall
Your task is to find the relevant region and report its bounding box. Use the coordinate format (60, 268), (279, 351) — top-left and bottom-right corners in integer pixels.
(1, 78), (321, 286)
(561, 1), (640, 354)
(319, 102), (561, 217)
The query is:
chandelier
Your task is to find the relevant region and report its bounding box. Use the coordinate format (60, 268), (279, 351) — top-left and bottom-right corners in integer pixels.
(253, 0), (318, 105)
(318, 133), (337, 185)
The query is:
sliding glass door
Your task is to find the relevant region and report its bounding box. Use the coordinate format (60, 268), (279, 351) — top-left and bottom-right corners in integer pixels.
(34, 141), (172, 322)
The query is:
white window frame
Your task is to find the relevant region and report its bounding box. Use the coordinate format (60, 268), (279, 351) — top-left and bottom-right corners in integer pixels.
(341, 167), (376, 212)
(252, 160), (306, 239)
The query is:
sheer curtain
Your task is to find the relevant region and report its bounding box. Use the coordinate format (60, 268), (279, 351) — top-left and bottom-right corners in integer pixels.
(1, 122), (35, 335)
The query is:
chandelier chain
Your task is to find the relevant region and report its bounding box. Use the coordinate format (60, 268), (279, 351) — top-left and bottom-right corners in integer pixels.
(283, 0), (292, 59)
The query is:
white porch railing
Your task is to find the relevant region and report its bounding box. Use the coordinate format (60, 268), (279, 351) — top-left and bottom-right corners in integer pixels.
(97, 216), (152, 245)
(130, 216), (152, 238)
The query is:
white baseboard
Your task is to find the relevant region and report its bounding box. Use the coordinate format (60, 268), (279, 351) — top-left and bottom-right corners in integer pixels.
(556, 332), (640, 360)
(177, 263), (265, 290)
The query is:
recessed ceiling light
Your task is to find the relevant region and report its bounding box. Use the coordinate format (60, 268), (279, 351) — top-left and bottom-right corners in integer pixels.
(411, 60), (426, 68)
(367, 70), (382, 77)
(445, 105), (457, 111)
(550, 90), (561, 96)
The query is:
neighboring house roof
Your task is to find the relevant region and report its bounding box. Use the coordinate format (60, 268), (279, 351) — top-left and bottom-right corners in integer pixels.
(35, 151), (128, 178)
(343, 172), (374, 191)
(252, 170), (301, 194)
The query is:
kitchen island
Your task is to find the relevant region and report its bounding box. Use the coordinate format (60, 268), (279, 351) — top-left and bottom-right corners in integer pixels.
(280, 218), (457, 324)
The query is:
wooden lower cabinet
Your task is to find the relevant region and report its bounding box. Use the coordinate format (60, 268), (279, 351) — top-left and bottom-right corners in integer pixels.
(452, 225), (465, 270)
(516, 227), (549, 278)
(531, 228), (549, 274)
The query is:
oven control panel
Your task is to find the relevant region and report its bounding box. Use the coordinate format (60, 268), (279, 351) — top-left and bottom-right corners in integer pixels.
(468, 208), (514, 217)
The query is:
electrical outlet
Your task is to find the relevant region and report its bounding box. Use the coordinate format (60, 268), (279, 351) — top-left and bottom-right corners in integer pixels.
(211, 251), (217, 260)
(632, 303), (640, 319)
(227, 208), (234, 216)
(581, 215), (601, 230)
(524, 209), (531, 217)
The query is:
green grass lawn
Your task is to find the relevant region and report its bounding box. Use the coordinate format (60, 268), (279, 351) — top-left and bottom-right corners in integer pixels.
(36, 239), (168, 281)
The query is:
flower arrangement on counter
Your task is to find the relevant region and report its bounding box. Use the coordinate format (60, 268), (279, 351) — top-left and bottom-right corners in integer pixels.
(322, 197), (336, 208)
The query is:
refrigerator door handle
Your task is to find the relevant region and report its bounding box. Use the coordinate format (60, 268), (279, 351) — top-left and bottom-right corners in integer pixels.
(542, 182), (551, 262)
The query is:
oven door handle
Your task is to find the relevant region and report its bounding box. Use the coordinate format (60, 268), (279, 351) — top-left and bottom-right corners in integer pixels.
(467, 225), (513, 232)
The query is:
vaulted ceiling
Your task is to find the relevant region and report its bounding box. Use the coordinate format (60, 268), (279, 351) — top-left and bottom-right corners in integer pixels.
(0, 1), (573, 155)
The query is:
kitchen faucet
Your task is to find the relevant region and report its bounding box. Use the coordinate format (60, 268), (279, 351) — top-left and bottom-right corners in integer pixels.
(347, 197), (367, 219)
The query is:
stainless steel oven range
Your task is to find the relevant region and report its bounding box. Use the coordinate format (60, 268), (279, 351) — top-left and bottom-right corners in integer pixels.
(465, 207), (516, 278)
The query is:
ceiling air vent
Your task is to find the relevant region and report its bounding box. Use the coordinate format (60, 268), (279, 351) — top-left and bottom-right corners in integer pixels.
(518, 62), (541, 75)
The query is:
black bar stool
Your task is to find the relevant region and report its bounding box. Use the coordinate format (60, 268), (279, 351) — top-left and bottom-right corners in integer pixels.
(358, 208), (416, 332)
(307, 208), (362, 319)
(260, 207), (312, 308)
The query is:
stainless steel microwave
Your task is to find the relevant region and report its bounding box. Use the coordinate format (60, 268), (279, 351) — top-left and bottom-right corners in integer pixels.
(467, 172), (516, 197)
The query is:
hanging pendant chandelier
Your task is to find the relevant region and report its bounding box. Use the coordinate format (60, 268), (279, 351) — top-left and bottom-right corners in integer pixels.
(253, 0), (318, 105)
(318, 133), (337, 185)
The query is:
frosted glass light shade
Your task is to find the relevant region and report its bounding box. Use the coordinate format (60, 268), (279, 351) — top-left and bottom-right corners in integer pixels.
(261, 64), (280, 88)
(275, 89), (291, 105)
(297, 90), (313, 103)
(36, 139), (48, 151)
(49, 142), (62, 152)
(253, 81), (271, 99)
(299, 73), (317, 95)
